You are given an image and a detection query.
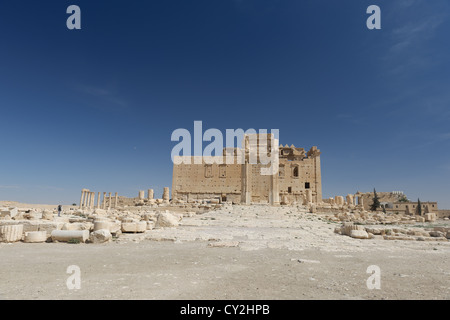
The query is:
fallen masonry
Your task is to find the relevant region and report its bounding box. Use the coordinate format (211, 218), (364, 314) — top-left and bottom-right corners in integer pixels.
(0, 202), (448, 245)
(0, 204), (188, 244)
(335, 222), (450, 241)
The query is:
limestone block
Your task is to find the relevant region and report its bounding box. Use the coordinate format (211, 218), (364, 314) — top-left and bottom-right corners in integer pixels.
(365, 227), (383, 235)
(69, 217), (88, 223)
(393, 228), (408, 234)
(121, 221), (146, 233)
(89, 229), (112, 244)
(155, 212), (180, 228)
(24, 231), (47, 243)
(425, 213), (436, 222)
(62, 222), (93, 231)
(42, 210), (54, 221)
(0, 208), (18, 219)
(51, 230), (89, 243)
(94, 221), (110, 232)
(39, 222), (64, 235)
(24, 211), (42, 220)
(21, 221), (40, 232)
(341, 223), (364, 236)
(0, 224), (23, 242)
(350, 229), (369, 239)
(429, 231), (445, 238)
(416, 216), (425, 223)
(146, 221), (155, 230)
(407, 230), (430, 237)
(94, 209), (107, 216)
(109, 221), (121, 234)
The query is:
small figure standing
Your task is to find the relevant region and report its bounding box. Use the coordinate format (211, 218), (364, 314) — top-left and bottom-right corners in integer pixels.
(58, 205), (62, 217)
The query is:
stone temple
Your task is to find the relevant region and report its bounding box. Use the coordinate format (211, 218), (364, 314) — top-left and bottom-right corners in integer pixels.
(172, 133), (322, 205)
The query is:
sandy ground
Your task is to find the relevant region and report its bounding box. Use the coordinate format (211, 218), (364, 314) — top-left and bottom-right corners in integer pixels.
(0, 204), (449, 300)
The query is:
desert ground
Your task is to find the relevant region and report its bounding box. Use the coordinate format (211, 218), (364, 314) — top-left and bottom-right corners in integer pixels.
(0, 203), (449, 300)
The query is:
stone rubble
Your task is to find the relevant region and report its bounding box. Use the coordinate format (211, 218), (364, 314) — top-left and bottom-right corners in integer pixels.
(0, 202), (448, 246)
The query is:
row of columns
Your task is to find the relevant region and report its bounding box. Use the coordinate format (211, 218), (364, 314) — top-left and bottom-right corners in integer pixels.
(79, 189), (118, 210)
(138, 189), (156, 200)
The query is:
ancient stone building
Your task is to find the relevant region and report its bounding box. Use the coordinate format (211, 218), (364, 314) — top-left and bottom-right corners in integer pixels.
(172, 134), (322, 205)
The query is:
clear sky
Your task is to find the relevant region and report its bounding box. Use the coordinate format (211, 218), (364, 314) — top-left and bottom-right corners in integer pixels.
(1, 0), (449, 208)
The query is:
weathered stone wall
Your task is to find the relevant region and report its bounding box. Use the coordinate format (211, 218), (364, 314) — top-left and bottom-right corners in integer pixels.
(172, 135), (322, 205)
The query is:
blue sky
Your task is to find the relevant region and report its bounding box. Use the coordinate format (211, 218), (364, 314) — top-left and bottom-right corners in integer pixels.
(1, 0), (449, 208)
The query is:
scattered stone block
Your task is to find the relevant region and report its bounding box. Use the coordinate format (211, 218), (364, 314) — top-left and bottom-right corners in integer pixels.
(155, 212), (180, 228)
(121, 221), (146, 233)
(24, 231), (47, 243)
(146, 221), (154, 230)
(425, 213), (436, 222)
(42, 210), (54, 220)
(93, 209), (107, 216)
(350, 229), (369, 239)
(0, 224), (23, 242)
(89, 229), (112, 243)
(416, 216), (425, 223)
(0, 208), (18, 219)
(51, 230), (89, 243)
(429, 231), (445, 238)
(93, 221), (110, 232)
(62, 222), (93, 231)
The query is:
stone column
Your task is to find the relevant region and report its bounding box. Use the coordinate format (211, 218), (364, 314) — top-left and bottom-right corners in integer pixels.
(85, 192), (91, 209)
(79, 190), (85, 209)
(241, 159), (251, 205)
(108, 192), (112, 210)
(139, 190), (145, 200)
(148, 189), (154, 200)
(269, 166), (280, 206)
(306, 189), (313, 204)
(346, 194), (354, 206)
(114, 192), (118, 208)
(358, 196), (364, 207)
(91, 192), (95, 209)
(102, 192), (106, 209)
(163, 188), (170, 202)
(97, 192), (101, 209)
